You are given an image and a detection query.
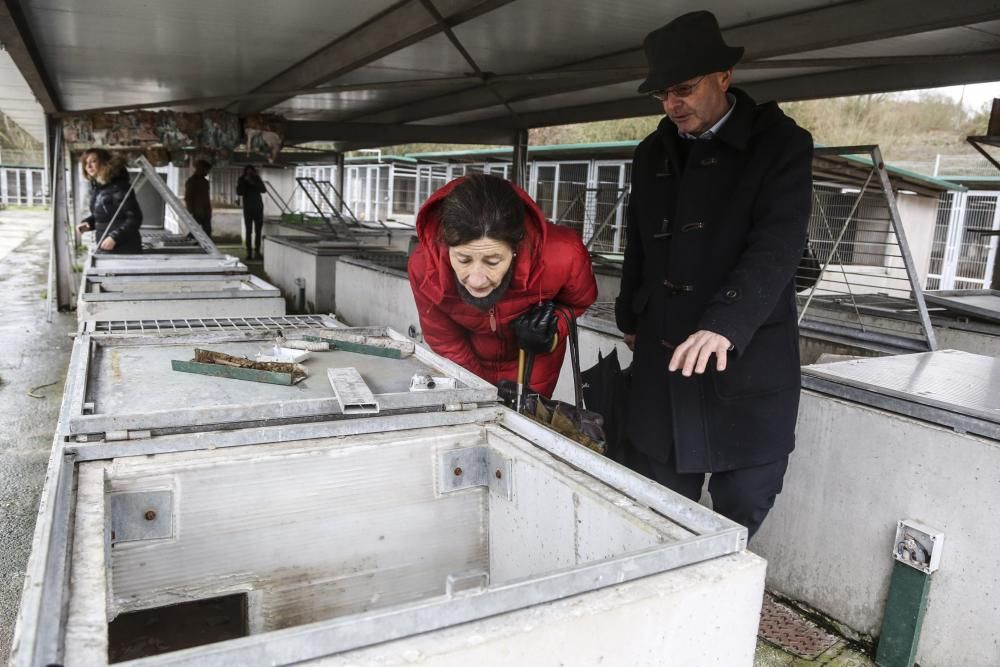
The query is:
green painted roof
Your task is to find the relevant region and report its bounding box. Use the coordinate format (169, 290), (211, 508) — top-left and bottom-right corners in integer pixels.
(405, 141), (639, 160)
(344, 154), (417, 164)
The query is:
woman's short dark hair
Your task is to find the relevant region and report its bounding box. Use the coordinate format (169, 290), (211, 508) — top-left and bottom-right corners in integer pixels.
(439, 174), (526, 249)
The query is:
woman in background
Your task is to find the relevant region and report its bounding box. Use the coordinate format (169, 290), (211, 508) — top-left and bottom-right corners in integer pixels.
(75, 148), (143, 253)
(237, 165), (267, 260)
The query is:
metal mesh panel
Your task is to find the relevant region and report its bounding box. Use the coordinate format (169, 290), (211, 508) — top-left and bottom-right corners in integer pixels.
(88, 315), (328, 334)
(955, 195), (997, 288)
(799, 147), (936, 352)
(924, 191), (1000, 290)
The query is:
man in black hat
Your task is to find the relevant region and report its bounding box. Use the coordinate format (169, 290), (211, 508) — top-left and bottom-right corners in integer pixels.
(616, 10), (813, 539)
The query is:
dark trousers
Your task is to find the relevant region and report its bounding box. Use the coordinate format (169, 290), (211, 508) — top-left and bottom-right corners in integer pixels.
(244, 208), (263, 255)
(626, 446), (788, 540)
(192, 213), (212, 239)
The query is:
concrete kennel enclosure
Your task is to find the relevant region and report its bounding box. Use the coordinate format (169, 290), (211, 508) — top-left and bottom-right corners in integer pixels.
(83, 254), (247, 277)
(76, 274), (285, 325)
(12, 325), (763, 666)
(753, 350), (1000, 666)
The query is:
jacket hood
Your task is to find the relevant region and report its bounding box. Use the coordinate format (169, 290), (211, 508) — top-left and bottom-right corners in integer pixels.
(413, 176), (551, 305)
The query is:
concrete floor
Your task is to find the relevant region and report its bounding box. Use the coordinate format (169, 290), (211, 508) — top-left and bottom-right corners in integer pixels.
(0, 208), (76, 660)
(0, 218), (876, 664)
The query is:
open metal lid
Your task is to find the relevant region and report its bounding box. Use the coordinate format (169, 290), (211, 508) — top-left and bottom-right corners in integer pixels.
(86, 253), (246, 276)
(802, 349), (1000, 439)
(922, 290), (1000, 324)
(62, 325), (497, 440)
(80, 273), (280, 302)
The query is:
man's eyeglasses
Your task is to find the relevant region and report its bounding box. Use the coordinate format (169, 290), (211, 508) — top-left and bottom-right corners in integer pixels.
(649, 75), (706, 101)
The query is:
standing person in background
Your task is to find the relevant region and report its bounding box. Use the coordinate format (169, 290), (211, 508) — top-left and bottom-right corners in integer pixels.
(616, 10), (813, 539)
(184, 159), (213, 239)
(75, 148), (143, 254)
(237, 165), (267, 260)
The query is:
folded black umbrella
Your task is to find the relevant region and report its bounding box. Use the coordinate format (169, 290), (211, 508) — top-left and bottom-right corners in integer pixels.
(581, 348), (632, 464)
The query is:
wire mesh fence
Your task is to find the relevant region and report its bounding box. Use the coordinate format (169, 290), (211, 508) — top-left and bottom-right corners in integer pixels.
(534, 162), (630, 254)
(926, 191), (1000, 290)
(799, 148), (935, 351)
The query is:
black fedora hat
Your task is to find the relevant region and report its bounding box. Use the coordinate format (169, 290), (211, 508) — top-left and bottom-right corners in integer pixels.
(637, 11), (743, 94)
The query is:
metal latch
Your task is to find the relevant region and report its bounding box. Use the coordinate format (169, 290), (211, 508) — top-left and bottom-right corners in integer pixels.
(110, 490), (174, 544)
(436, 446), (512, 500)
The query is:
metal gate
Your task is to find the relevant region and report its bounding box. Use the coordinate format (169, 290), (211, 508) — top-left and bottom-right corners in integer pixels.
(926, 190), (1000, 290)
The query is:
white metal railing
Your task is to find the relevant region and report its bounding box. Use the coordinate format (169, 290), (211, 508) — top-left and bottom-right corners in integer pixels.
(0, 167), (48, 206)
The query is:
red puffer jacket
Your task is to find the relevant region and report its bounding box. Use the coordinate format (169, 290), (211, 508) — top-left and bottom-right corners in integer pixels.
(408, 177), (598, 397)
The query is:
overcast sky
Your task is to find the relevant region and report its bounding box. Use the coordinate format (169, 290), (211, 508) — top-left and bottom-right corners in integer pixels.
(906, 81), (1000, 111)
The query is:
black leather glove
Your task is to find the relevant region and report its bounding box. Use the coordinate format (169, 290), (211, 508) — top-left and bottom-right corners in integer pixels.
(511, 301), (558, 353)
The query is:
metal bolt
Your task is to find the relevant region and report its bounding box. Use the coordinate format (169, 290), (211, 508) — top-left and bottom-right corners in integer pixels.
(453, 467), (463, 476)
(144, 510), (157, 521)
(495, 469), (503, 479)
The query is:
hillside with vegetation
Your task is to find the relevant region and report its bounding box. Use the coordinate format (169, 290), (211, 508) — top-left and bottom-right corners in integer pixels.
(373, 92), (996, 178)
(0, 110), (43, 167)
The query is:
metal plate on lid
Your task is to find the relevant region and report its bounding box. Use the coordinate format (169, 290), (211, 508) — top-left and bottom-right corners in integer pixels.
(803, 349), (1000, 425)
(922, 290), (1000, 323)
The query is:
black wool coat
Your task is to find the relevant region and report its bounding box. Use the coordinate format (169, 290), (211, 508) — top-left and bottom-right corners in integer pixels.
(616, 88), (813, 473)
(84, 170), (144, 254)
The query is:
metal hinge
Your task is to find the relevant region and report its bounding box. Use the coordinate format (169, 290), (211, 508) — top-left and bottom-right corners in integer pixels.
(443, 402), (480, 412)
(436, 445), (512, 500)
(104, 429), (152, 442)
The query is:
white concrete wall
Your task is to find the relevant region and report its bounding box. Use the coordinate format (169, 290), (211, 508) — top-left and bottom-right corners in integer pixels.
(896, 192), (938, 288)
(262, 237), (339, 313)
(593, 270), (621, 303)
(260, 167), (297, 218)
(334, 260), (421, 338)
(308, 552), (765, 667)
(212, 209), (247, 241)
(753, 392), (1000, 666)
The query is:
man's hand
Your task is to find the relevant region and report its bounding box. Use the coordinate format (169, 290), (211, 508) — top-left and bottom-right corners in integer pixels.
(99, 236), (117, 251)
(512, 301), (558, 353)
(76, 222), (91, 234)
(668, 330), (732, 376)
(623, 333), (636, 351)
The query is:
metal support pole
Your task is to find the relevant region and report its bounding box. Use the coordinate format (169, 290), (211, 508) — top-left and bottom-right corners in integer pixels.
(875, 561), (932, 667)
(335, 152), (346, 215)
(871, 146), (938, 351)
(511, 129), (529, 189)
(46, 117), (75, 315)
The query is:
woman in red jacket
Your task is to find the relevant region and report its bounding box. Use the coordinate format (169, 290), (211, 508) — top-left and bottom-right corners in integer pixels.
(408, 174), (598, 398)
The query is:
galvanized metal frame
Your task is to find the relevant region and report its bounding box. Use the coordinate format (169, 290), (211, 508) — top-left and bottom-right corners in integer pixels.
(801, 378), (1000, 442)
(922, 289), (1000, 323)
(802, 349), (1000, 440)
(133, 156), (220, 254)
(79, 273), (281, 302)
(82, 314), (336, 335)
(84, 254), (247, 276)
(13, 398), (744, 666)
(61, 326), (498, 439)
(800, 145), (938, 352)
